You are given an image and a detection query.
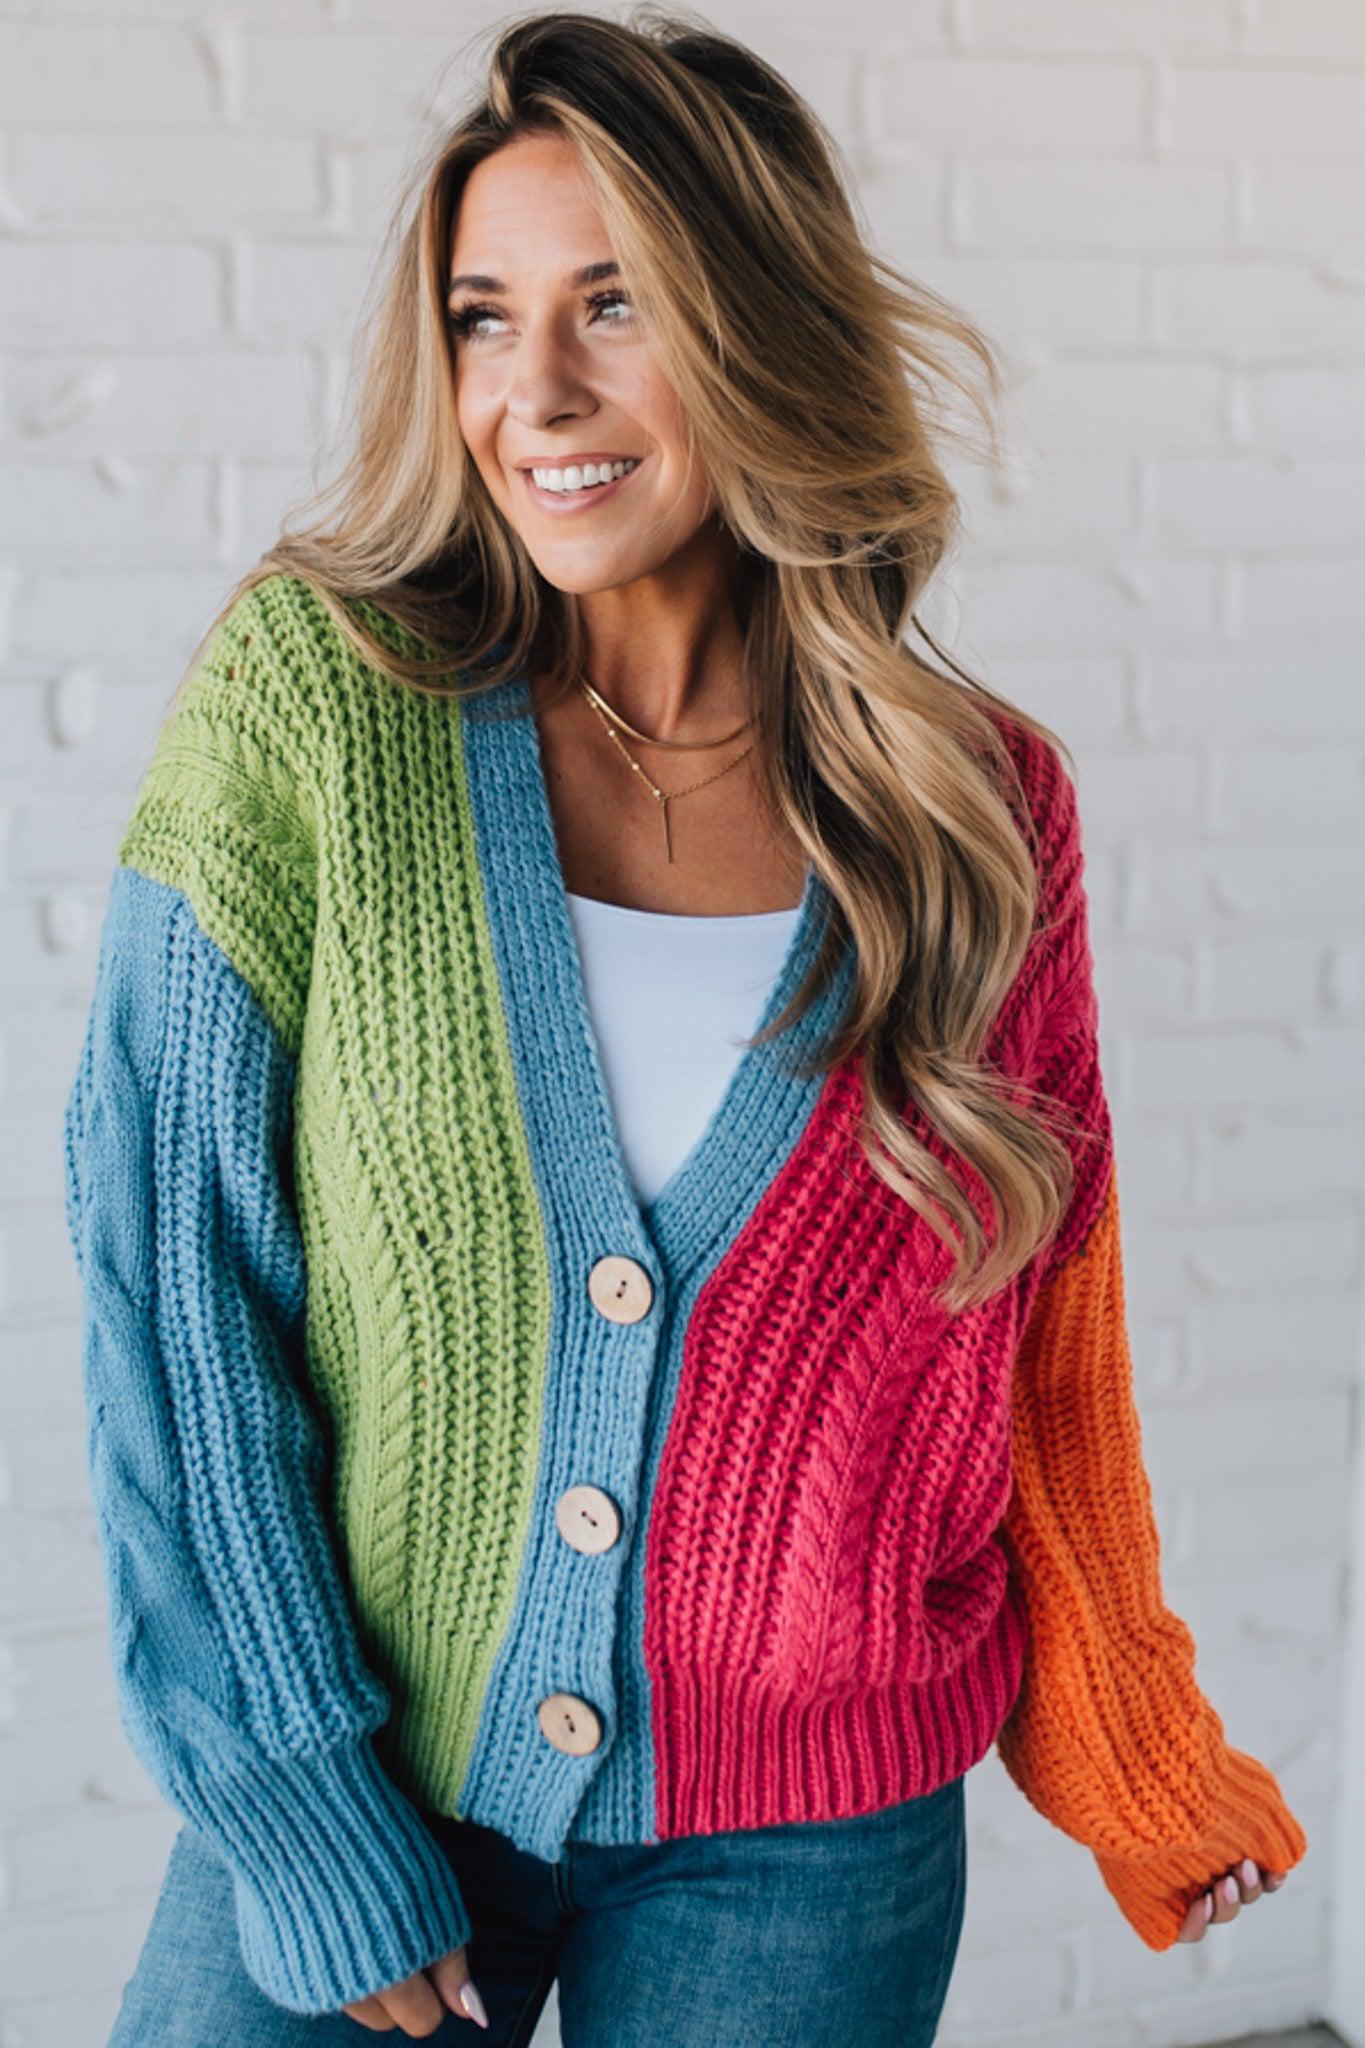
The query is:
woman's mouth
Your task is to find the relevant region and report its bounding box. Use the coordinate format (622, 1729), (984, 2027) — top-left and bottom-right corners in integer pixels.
(518, 455), (645, 515)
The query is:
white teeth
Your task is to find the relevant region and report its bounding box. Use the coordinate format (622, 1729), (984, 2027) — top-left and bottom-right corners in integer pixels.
(530, 458), (640, 494)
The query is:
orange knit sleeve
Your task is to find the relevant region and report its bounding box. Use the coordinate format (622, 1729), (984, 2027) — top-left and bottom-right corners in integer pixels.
(993, 761), (1308, 1949)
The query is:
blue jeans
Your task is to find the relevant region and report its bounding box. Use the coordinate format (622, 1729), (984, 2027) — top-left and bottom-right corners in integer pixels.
(106, 1775), (967, 2047)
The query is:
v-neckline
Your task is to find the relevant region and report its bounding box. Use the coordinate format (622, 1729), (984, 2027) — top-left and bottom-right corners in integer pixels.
(458, 669), (851, 1281)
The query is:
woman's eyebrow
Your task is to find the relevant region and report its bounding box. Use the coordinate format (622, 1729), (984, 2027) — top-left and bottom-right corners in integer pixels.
(446, 259), (621, 300)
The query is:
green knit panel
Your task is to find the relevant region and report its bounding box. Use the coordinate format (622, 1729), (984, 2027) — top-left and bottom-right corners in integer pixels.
(121, 572), (552, 1817)
(117, 578), (320, 1056)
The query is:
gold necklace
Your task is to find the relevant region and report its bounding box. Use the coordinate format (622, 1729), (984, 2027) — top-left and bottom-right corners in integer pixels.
(575, 677), (754, 864)
(576, 673), (752, 752)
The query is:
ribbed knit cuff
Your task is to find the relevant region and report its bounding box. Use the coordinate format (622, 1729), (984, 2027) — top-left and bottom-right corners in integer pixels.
(1092, 1745), (1308, 1951)
(180, 1734), (473, 2016)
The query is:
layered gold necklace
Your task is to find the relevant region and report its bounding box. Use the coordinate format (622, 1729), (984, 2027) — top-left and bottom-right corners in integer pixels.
(574, 673), (755, 864)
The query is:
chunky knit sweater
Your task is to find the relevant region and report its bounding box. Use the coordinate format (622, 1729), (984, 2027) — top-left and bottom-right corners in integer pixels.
(62, 572), (1307, 2016)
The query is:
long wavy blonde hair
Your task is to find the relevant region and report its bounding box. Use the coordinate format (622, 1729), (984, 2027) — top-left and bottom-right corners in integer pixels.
(180, 4), (1088, 1315)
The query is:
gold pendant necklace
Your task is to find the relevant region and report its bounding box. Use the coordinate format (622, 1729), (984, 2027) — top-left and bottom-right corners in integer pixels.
(575, 677), (754, 864)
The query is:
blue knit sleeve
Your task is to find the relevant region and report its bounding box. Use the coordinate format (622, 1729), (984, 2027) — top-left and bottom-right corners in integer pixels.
(62, 863), (472, 2016)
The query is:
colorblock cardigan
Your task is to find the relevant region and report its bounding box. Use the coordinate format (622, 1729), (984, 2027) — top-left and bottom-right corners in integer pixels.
(62, 572), (1308, 2015)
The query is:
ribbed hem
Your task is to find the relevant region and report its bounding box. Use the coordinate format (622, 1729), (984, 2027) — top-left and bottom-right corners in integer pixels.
(180, 1734), (472, 2015)
(1093, 1745), (1309, 1950)
(651, 1583), (1029, 1838)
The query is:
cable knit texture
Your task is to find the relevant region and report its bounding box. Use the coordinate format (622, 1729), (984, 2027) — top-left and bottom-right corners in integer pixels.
(62, 572), (1307, 2013)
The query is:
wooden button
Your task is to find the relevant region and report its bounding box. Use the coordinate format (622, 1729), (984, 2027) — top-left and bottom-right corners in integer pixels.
(588, 1254), (654, 1324)
(537, 1692), (602, 1756)
(555, 1484), (621, 1555)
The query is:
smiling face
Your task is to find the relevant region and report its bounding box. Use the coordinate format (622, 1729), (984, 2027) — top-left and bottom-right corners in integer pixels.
(448, 128), (722, 596)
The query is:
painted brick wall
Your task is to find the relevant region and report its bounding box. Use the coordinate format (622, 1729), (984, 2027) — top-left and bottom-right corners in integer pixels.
(1, 3), (1357, 2042)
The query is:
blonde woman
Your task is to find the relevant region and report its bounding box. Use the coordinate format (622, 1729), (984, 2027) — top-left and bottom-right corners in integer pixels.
(64, 11), (1306, 2045)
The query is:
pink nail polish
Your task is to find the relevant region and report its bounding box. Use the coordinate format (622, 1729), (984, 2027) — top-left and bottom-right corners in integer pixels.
(1203, 1893), (1214, 1919)
(460, 1980), (489, 2029)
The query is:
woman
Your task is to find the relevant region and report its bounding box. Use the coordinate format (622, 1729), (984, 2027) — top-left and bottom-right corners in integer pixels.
(63, 11), (1307, 2045)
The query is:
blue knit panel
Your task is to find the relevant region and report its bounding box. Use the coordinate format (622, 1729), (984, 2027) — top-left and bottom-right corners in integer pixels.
(451, 682), (666, 1859)
(62, 865), (471, 2016)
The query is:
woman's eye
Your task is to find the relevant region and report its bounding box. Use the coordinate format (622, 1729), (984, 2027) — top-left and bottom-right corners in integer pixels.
(590, 289), (634, 324)
(449, 303), (503, 341)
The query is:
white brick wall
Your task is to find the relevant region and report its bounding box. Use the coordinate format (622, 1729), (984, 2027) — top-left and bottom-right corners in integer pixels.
(2, 3), (1358, 2043)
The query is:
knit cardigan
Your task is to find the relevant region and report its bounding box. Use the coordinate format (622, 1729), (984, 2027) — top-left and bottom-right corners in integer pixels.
(62, 572), (1307, 2016)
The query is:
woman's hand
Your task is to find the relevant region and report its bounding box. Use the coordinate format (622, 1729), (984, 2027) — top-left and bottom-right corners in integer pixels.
(1174, 1857), (1290, 1942)
(342, 1945), (489, 2033)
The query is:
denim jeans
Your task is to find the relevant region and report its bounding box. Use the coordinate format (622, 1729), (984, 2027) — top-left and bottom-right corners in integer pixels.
(106, 1774), (967, 2047)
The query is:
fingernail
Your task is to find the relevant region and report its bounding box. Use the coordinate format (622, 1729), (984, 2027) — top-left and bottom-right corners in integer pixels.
(1203, 1893), (1214, 1919)
(1240, 1858), (1258, 1888)
(1222, 1875), (1239, 1905)
(460, 1980), (489, 2029)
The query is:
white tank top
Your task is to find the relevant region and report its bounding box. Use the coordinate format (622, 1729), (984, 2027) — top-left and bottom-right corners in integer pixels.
(564, 890), (803, 1209)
